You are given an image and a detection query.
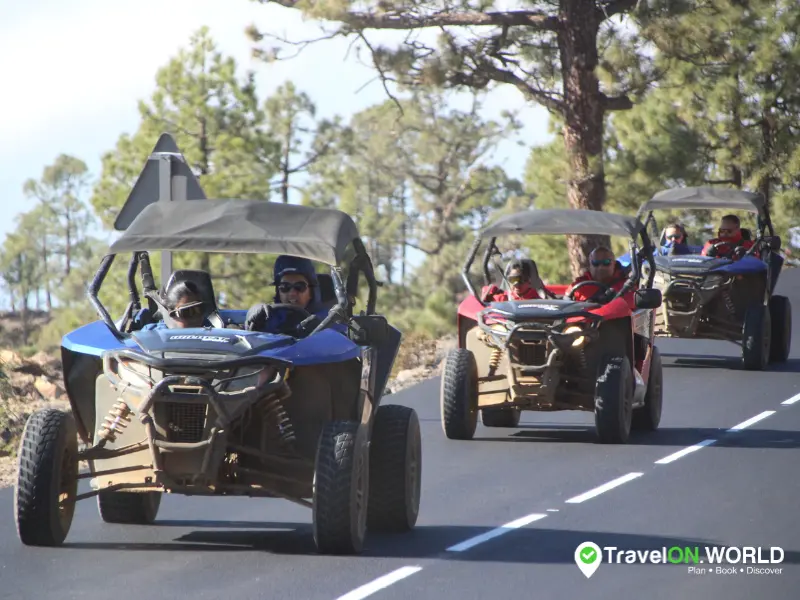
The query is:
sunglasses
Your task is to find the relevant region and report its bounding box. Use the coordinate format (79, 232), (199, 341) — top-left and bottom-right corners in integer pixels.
(718, 228), (736, 235)
(507, 274), (525, 285)
(169, 301), (205, 320)
(278, 281), (310, 294)
(591, 258), (613, 267)
(666, 234), (683, 240)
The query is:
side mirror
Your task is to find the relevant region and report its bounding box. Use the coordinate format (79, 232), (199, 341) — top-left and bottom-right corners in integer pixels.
(635, 288), (662, 310)
(350, 314), (389, 346)
(764, 236), (781, 250)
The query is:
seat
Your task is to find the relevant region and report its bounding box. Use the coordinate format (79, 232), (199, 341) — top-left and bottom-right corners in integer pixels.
(315, 273), (337, 310)
(163, 269), (225, 328)
(740, 228), (752, 240)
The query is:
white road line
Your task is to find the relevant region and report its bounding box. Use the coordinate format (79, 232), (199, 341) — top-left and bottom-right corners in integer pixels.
(336, 566), (423, 600)
(727, 410), (776, 432)
(565, 472), (643, 504)
(446, 513), (547, 552)
(654, 439), (717, 465)
(781, 393), (800, 406)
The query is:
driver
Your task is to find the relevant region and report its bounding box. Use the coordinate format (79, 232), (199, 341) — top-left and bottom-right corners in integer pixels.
(244, 255), (329, 336)
(701, 214), (755, 259)
(567, 246), (634, 305)
(480, 259), (541, 302)
(660, 223), (692, 256)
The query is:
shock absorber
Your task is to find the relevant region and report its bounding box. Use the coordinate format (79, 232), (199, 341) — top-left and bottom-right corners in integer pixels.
(488, 347), (503, 377)
(97, 400), (132, 443)
(260, 396), (296, 447)
(721, 289), (735, 316)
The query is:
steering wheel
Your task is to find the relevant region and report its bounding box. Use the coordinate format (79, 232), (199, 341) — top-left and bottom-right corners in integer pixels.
(267, 303), (313, 319)
(567, 280), (611, 301)
(245, 303), (313, 332)
(707, 241), (736, 257)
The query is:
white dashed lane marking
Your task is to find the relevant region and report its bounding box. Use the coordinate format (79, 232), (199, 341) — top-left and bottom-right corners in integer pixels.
(446, 513), (548, 552)
(336, 566), (423, 600)
(654, 439), (717, 465)
(781, 392), (800, 405)
(335, 393), (800, 598)
(564, 472), (643, 504)
(726, 410), (776, 432)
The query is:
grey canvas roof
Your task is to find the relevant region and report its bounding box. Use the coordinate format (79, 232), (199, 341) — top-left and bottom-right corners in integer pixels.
(481, 208), (644, 239)
(108, 199), (362, 265)
(637, 187), (765, 217)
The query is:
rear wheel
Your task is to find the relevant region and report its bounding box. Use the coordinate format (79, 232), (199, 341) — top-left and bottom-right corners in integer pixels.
(594, 356), (634, 444)
(312, 421), (368, 554)
(15, 409), (79, 546)
(632, 346), (663, 432)
(440, 348), (479, 440)
(98, 491), (161, 524)
(768, 295), (792, 363)
(367, 405), (421, 533)
(481, 407), (521, 428)
(742, 304), (771, 371)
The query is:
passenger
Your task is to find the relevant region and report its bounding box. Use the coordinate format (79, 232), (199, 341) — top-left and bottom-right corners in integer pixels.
(660, 222), (692, 255)
(480, 259), (541, 303)
(142, 280), (209, 330)
(701, 214), (756, 259)
(567, 246), (635, 305)
(245, 255), (330, 337)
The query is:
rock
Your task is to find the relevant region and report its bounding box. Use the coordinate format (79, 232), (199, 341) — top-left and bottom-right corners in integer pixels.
(34, 377), (58, 400)
(0, 350), (20, 366)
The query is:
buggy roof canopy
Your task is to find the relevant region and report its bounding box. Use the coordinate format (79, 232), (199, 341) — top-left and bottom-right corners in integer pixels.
(108, 199), (361, 265)
(481, 208), (644, 239)
(637, 187), (765, 217)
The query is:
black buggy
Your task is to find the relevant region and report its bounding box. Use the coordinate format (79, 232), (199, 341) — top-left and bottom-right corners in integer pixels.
(14, 198), (420, 555)
(636, 186), (791, 370)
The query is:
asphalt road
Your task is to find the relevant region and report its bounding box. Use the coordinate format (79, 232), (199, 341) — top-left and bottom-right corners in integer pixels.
(2, 271), (799, 599)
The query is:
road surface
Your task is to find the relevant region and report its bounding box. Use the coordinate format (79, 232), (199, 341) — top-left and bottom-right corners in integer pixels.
(1, 271), (798, 599)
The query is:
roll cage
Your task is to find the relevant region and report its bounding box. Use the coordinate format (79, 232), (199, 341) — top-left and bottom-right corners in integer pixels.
(461, 208), (658, 307)
(88, 199), (380, 342)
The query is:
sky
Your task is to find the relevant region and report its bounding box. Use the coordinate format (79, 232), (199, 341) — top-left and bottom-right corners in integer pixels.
(0, 0), (553, 306)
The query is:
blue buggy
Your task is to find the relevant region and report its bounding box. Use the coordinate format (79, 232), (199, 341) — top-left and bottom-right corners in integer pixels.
(630, 186), (791, 370)
(14, 198), (420, 555)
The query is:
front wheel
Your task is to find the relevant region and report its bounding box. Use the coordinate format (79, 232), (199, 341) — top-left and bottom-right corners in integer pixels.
(440, 348), (479, 440)
(594, 356), (634, 444)
(769, 295), (792, 363)
(14, 409), (79, 546)
(312, 421), (368, 555)
(367, 405), (421, 533)
(742, 304), (771, 371)
(632, 346), (663, 432)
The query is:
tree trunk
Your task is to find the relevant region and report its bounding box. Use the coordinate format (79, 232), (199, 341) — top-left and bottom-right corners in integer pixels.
(558, 0), (610, 279)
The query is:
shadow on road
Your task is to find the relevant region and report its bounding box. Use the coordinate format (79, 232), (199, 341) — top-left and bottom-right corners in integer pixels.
(61, 523), (800, 565)
(660, 353), (800, 373)
(472, 425), (800, 449)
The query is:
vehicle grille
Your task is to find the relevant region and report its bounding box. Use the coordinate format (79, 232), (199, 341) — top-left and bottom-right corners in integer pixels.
(514, 342), (547, 366)
(165, 402), (207, 443)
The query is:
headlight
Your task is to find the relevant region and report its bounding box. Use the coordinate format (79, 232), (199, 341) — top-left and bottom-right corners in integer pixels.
(563, 325), (586, 347)
(222, 366), (278, 392)
(116, 358), (153, 388)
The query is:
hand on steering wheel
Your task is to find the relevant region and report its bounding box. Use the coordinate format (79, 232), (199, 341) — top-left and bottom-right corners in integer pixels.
(245, 302), (313, 332)
(567, 280), (612, 302)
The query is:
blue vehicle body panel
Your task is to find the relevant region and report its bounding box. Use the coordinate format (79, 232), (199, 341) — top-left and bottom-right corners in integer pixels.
(620, 250), (768, 275)
(61, 320), (361, 365)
